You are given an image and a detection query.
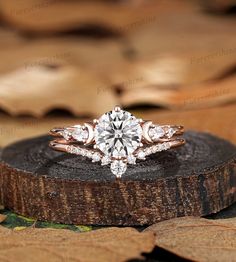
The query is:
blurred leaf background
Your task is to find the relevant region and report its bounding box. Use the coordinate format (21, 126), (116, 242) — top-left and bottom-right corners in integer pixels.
(0, 0), (235, 146)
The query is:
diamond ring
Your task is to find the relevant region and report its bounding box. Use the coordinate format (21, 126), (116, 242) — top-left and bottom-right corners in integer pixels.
(49, 106), (185, 177)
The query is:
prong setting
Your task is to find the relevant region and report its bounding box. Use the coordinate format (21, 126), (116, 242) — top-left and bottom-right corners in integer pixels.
(114, 106), (121, 112)
(50, 108), (185, 178)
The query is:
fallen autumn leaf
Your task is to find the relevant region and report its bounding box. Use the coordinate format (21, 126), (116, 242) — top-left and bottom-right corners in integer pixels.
(0, 226), (155, 262)
(145, 216), (236, 262)
(0, 214), (6, 223)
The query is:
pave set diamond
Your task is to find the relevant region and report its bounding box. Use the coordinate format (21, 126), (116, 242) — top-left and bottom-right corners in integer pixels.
(58, 107), (180, 177)
(67, 145), (102, 162)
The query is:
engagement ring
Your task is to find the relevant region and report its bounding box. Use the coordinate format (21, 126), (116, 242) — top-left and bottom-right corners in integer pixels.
(49, 106), (185, 177)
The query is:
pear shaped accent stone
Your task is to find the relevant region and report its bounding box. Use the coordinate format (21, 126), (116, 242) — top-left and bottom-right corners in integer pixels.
(148, 126), (165, 141)
(72, 125), (88, 142)
(110, 160), (127, 178)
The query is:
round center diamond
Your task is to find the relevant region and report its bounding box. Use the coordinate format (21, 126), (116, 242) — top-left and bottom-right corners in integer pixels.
(94, 109), (142, 158)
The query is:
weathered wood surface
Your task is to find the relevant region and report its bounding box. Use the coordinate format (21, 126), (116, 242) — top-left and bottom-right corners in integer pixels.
(0, 131), (236, 225)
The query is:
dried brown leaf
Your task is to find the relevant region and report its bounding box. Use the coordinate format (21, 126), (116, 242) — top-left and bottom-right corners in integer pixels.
(0, 226), (155, 262)
(145, 216), (236, 262)
(0, 0), (160, 34)
(0, 65), (118, 117)
(121, 75), (236, 109)
(127, 3), (236, 85)
(0, 214), (6, 223)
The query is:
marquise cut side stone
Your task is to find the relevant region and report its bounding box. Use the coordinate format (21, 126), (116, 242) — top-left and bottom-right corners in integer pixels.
(167, 128), (176, 138)
(61, 130), (72, 140)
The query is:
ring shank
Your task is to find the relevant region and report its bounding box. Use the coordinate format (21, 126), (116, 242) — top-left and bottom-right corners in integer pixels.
(49, 138), (185, 155)
(49, 122), (185, 157)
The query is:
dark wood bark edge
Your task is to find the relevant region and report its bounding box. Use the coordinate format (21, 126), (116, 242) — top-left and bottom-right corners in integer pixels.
(0, 132), (236, 225)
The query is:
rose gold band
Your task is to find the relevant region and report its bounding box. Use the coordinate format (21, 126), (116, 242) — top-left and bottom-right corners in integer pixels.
(49, 106), (185, 177)
(49, 137), (185, 153)
(49, 122), (185, 155)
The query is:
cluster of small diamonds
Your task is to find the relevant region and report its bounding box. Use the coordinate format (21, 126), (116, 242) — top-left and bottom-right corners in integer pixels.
(67, 145), (102, 162)
(135, 142), (171, 160)
(67, 141), (172, 177)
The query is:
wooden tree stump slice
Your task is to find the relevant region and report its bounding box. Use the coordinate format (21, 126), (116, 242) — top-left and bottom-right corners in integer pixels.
(0, 131), (236, 225)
